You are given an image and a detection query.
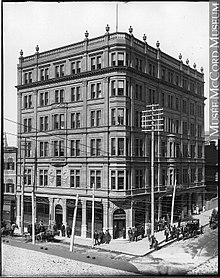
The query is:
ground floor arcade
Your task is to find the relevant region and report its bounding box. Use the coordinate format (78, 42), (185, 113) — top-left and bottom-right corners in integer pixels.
(16, 189), (205, 239)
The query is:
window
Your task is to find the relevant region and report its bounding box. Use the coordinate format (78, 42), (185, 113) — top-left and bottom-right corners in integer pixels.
(161, 92), (165, 106)
(24, 95), (32, 109)
(168, 72), (173, 83)
(149, 63), (156, 76)
(90, 139), (102, 156)
(190, 145), (195, 158)
(198, 168), (203, 182)
(111, 138), (116, 155)
(198, 145), (203, 158)
(56, 170), (62, 187)
(198, 125), (202, 137)
(90, 170), (101, 189)
(91, 110), (101, 127)
(111, 53), (116, 66)
(70, 140), (81, 156)
(176, 97), (179, 111)
(70, 169), (80, 187)
(161, 69), (165, 80)
(161, 141), (166, 157)
(40, 116), (49, 131)
(25, 142), (32, 157)
(24, 169), (32, 185)
(118, 109), (124, 125)
(39, 170), (48, 186)
(118, 53), (124, 66)
(183, 121), (188, 135)
(52, 114), (64, 130)
(118, 171), (124, 190)
(111, 171), (116, 189)
(39, 92), (49, 106)
(176, 120), (180, 134)
(97, 83), (102, 98)
(55, 89), (64, 103)
(24, 118), (32, 132)
(190, 123), (195, 137)
(24, 72), (32, 84)
(135, 139), (143, 156)
(168, 95), (173, 109)
(149, 88), (156, 104)
(118, 80), (124, 95)
(5, 158), (15, 170)
(135, 169), (144, 188)
(40, 68), (49, 81)
(55, 64), (64, 78)
(40, 142), (49, 157)
(190, 103), (195, 115)
(176, 75), (179, 86)
(176, 143), (180, 158)
(183, 169), (188, 184)
(118, 138), (124, 156)
(53, 140), (64, 157)
(183, 144), (188, 158)
(183, 78), (188, 90)
(71, 112), (80, 129)
(97, 56), (101, 69)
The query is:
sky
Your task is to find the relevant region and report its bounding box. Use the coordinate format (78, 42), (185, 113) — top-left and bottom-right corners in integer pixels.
(3, 1), (209, 147)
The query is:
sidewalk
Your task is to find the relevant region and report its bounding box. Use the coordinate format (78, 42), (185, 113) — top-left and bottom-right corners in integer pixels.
(14, 209), (212, 257)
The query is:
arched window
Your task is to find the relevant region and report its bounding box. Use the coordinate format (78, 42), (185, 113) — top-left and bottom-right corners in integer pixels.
(7, 157), (14, 170)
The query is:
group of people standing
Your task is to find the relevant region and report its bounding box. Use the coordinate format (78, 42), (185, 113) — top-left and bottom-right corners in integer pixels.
(94, 229), (111, 245)
(127, 226), (145, 242)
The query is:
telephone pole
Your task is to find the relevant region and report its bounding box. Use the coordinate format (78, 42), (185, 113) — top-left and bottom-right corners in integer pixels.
(142, 104), (164, 237)
(21, 138), (26, 235)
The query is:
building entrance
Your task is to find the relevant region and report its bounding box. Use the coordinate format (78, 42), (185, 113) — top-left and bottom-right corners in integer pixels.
(55, 205), (63, 230)
(113, 209), (126, 239)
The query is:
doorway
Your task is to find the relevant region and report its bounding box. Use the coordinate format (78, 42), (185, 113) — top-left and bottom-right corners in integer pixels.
(55, 204), (63, 230)
(113, 209), (126, 239)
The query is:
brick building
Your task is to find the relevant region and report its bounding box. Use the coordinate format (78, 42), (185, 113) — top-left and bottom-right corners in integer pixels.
(3, 133), (17, 223)
(16, 26), (205, 238)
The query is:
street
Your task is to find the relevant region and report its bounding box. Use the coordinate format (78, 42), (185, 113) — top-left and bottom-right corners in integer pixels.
(2, 224), (218, 276)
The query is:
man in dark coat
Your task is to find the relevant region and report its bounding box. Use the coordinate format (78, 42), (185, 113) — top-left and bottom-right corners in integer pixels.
(94, 230), (99, 245)
(61, 223), (65, 237)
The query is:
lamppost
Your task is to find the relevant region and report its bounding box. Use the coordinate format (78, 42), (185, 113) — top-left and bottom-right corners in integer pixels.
(142, 104), (164, 237)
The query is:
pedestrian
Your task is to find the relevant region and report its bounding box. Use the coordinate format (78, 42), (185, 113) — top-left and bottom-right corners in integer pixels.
(94, 230), (99, 245)
(66, 224), (71, 238)
(164, 225), (169, 242)
(122, 227), (126, 239)
(133, 226), (138, 242)
(140, 226), (145, 239)
(105, 229), (111, 244)
(98, 230), (104, 244)
(146, 226), (151, 241)
(128, 227), (132, 242)
(176, 227), (180, 241)
(178, 215), (181, 228)
(150, 235), (156, 249)
(61, 223), (65, 237)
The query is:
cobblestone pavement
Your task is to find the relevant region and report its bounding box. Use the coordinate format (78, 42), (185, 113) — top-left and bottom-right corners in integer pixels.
(2, 244), (138, 277)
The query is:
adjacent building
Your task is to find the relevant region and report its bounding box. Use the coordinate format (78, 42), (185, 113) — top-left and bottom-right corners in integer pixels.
(16, 26), (206, 238)
(3, 133), (17, 223)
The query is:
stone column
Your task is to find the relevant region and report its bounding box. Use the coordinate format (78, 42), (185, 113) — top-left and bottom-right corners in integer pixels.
(16, 194), (21, 227)
(81, 198), (87, 238)
(102, 199), (109, 232)
(62, 199), (67, 228)
(48, 197), (54, 228)
(108, 204), (114, 237)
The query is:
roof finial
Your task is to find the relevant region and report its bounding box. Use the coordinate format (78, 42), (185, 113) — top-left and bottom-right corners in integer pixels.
(179, 53), (182, 61)
(129, 26), (133, 35)
(200, 66), (204, 73)
(106, 24), (110, 33)
(193, 62), (196, 69)
(35, 45), (39, 53)
(156, 40), (160, 49)
(20, 49), (23, 57)
(143, 34), (147, 42)
(85, 30), (89, 39)
(186, 58), (189, 65)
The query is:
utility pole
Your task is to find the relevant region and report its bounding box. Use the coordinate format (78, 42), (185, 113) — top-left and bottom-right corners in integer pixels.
(21, 137), (26, 235)
(70, 194), (79, 252)
(142, 104), (164, 237)
(32, 143), (37, 245)
(91, 183), (95, 248)
(170, 176), (177, 226)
